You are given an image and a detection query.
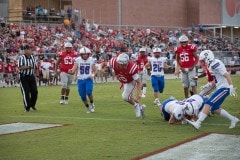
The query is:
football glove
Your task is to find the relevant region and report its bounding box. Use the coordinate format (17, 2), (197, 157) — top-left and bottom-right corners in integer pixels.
(229, 85), (237, 97)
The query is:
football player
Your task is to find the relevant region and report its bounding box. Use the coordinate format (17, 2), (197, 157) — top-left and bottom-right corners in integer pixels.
(68, 47), (96, 113)
(145, 48), (169, 107)
(55, 42), (78, 104)
(174, 35), (199, 98)
(186, 50), (239, 129)
(101, 53), (146, 119)
(136, 47), (149, 97)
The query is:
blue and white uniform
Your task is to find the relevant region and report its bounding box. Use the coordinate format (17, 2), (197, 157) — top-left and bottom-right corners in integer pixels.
(75, 56), (95, 101)
(206, 59), (230, 111)
(161, 98), (185, 121)
(149, 56), (167, 93)
(183, 94), (206, 117)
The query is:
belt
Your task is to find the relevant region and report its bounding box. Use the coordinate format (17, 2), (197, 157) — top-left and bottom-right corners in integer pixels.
(152, 75), (164, 77)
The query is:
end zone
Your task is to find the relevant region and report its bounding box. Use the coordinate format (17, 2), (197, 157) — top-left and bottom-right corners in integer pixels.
(0, 122), (68, 135)
(133, 133), (240, 160)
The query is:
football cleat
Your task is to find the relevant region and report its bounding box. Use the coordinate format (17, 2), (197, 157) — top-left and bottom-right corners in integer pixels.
(140, 104), (146, 120)
(134, 104), (141, 117)
(60, 99), (65, 104)
(86, 107), (91, 113)
(90, 103), (95, 112)
(229, 117), (240, 129)
(31, 106), (37, 111)
(64, 100), (68, 105)
(154, 99), (161, 107)
(141, 93), (146, 98)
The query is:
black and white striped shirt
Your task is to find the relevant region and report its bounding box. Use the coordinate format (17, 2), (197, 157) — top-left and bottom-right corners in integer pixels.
(18, 54), (37, 76)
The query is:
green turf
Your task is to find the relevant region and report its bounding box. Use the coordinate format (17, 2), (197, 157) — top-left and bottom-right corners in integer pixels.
(0, 75), (240, 160)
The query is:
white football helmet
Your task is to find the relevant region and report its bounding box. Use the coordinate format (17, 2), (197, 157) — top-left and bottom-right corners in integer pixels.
(116, 53), (129, 65)
(79, 47), (91, 54)
(64, 42), (73, 48)
(173, 107), (184, 120)
(153, 47), (162, 53)
(199, 50), (214, 65)
(184, 102), (195, 116)
(179, 35), (189, 42)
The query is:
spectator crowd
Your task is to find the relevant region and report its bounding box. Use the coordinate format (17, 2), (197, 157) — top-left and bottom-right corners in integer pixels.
(0, 18), (239, 87)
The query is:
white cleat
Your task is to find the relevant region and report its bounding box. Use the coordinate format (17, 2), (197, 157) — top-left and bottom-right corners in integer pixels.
(185, 119), (201, 130)
(64, 100), (68, 105)
(229, 117), (240, 129)
(140, 104), (146, 120)
(154, 100), (161, 107)
(90, 103), (95, 112)
(134, 104), (141, 117)
(86, 107), (91, 113)
(141, 94), (146, 98)
(60, 99), (65, 104)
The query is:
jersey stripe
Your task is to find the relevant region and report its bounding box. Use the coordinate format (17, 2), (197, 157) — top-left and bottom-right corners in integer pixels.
(129, 63), (137, 74)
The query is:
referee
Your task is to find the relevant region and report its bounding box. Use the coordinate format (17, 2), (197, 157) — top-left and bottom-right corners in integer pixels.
(18, 45), (39, 112)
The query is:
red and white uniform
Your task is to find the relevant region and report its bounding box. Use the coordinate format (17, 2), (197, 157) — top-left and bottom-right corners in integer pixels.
(49, 59), (56, 72)
(136, 55), (148, 72)
(109, 57), (138, 84)
(4, 63), (14, 74)
(174, 44), (198, 69)
(175, 44), (198, 88)
(58, 51), (78, 73)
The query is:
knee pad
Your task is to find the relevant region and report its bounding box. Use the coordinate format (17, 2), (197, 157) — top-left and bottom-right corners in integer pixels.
(62, 82), (68, 89)
(122, 93), (129, 102)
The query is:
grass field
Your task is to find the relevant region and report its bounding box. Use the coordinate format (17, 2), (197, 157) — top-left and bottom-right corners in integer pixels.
(0, 75), (240, 160)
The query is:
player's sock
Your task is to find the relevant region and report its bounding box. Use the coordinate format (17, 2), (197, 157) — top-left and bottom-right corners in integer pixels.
(197, 112), (208, 124)
(142, 87), (147, 95)
(220, 109), (234, 121)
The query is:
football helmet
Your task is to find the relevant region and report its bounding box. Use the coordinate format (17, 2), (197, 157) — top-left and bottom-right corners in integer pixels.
(64, 42), (73, 48)
(179, 35), (189, 42)
(79, 47), (91, 54)
(116, 53), (129, 65)
(184, 102), (195, 116)
(199, 50), (214, 65)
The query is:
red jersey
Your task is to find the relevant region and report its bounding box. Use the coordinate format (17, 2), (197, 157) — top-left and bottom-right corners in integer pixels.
(109, 58), (138, 84)
(174, 44), (198, 68)
(0, 62), (4, 73)
(136, 55), (148, 71)
(49, 60), (56, 71)
(58, 51), (78, 73)
(10, 62), (17, 74)
(4, 64), (14, 74)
